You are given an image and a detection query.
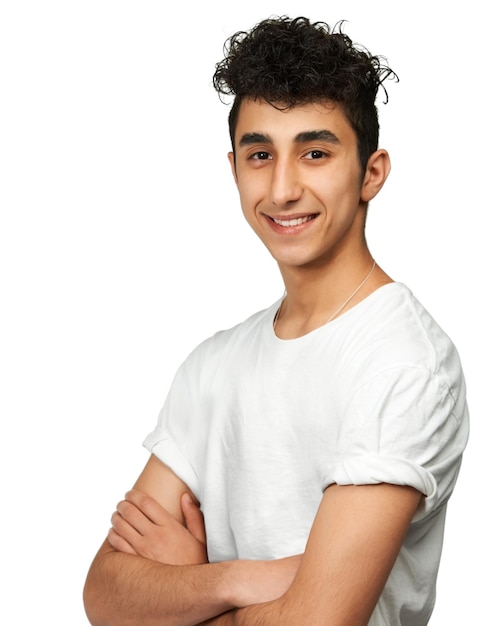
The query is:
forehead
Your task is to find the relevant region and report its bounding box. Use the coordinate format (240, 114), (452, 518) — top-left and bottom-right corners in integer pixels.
(234, 98), (355, 144)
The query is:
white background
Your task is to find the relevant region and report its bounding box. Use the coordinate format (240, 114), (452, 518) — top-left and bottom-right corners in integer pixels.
(1, 1), (498, 623)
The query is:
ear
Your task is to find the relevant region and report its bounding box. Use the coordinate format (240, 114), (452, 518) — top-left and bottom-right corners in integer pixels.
(360, 149), (391, 203)
(228, 151), (238, 184)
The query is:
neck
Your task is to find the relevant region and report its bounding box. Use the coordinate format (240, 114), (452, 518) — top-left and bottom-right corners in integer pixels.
(274, 253), (392, 338)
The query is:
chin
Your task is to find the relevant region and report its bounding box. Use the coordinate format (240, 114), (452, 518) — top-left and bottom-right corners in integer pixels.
(273, 254), (321, 270)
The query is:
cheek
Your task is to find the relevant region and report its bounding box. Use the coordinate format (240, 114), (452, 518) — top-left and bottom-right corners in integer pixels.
(321, 169), (362, 203)
(240, 206), (265, 241)
(238, 189), (254, 217)
(237, 188), (259, 226)
(237, 176), (263, 211)
(317, 182), (352, 208)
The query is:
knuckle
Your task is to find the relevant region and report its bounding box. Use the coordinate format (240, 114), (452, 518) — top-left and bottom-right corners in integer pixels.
(128, 490), (153, 514)
(116, 500), (128, 515)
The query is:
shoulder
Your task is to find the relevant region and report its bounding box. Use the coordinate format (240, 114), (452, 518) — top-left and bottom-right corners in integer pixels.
(177, 301), (279, 373)
(345, 283), (462, 381)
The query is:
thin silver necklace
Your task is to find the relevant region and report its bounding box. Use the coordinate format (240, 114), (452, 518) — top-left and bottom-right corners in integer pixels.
(273, 259), (376, 330)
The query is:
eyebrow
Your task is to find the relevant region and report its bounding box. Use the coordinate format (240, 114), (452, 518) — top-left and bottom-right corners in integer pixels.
(295, 129), (339, 144)
(238, 129), (340, 147)
(239, 132), (272, 146)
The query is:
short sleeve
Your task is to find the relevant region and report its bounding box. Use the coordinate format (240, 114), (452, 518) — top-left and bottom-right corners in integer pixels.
(322, 365), (469, 521)
(143, 356), (204, 498)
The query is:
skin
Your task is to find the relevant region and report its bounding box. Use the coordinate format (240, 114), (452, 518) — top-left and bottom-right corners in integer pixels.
(83, 98), (422, 625)
(84, 456), (300, 626)
(228, 98), (393, 338)
(201, 484), (421, 625)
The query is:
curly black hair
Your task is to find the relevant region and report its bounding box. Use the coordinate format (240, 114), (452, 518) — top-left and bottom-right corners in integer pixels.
(213, 16), (397, 172)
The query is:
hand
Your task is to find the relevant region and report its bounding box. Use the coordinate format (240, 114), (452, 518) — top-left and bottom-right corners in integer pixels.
(108, 489), (208, 565)
(198, 555), (303, 625)
(232, 554), (302, 608)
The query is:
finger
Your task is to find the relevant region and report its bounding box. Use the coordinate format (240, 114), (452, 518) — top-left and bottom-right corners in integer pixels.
(115, 499), (155, 536)
(181, 492), (206, 545)
(107, 527), (138, 555)
(112, 505), (151, 546)
(125, 489), (169, 526)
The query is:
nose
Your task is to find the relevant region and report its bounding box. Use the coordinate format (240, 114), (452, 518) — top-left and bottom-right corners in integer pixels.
(270, 159), (302, 208)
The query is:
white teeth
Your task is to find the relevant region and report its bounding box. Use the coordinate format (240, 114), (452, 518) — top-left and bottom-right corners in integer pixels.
(273, 216), (313, 227)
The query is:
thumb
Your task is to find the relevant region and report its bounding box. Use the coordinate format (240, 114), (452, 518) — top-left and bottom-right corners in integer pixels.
(181, 492), (206, 545)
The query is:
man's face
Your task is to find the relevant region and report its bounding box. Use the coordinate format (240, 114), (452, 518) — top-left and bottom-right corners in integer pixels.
(229, 98), (373, 272)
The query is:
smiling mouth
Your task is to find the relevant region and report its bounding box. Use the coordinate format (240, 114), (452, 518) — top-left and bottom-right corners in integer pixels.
(270, 215), (318, 227)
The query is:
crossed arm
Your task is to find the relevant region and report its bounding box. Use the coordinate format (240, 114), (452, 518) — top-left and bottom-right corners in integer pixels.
(83, 454), (421, 626)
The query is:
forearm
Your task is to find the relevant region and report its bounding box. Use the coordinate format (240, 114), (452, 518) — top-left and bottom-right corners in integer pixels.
(199, 600), (285, 626)
(84, 544), (299, 626)
(84, 544), (235, 626)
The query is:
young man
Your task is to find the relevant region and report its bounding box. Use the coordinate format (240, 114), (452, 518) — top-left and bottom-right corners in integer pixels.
(84, 17), (469, 626)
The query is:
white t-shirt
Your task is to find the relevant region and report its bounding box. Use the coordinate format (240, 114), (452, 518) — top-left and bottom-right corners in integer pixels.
(144, 283), (469, 625)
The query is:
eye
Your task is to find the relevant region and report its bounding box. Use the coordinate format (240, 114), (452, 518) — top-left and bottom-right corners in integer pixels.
(304, 150), (327, 160)
(250, 151), (272, 160)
